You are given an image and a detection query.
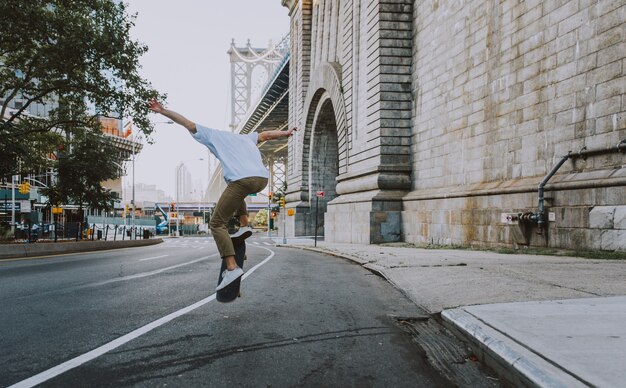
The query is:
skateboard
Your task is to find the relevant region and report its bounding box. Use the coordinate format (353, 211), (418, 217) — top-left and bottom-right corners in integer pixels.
(216, 241), (246, 303)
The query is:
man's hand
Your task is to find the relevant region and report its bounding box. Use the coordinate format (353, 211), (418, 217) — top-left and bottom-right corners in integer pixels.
(146, 99), (197, 133)
(147, 99), (165, 114)
(285, 127), (298, 136)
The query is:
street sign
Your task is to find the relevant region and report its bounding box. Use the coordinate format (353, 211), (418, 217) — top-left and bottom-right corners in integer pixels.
(0, 202), (20, 211)
(20, 200), (31, 213)
(316, 191), (324, 198)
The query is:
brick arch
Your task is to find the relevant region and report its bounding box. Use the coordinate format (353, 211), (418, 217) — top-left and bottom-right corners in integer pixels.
(299, 61), (347, 200)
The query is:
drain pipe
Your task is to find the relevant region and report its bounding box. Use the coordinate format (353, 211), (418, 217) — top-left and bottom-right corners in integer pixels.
(522, 152), (571, 233)
(522, 139), (626, 234)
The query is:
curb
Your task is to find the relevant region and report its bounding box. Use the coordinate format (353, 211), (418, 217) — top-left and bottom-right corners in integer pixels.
(441, 308), (587, 388)
(0, 238), (163, 260)
(286, 243), (590, 387)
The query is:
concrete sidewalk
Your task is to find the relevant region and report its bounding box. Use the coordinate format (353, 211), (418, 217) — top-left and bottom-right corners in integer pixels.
(283, 239), (626, 387)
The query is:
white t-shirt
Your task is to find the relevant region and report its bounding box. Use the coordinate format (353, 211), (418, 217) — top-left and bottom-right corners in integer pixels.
(192, 124), (269, 183)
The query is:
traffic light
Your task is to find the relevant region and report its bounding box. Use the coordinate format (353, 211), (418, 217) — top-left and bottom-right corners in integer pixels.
(268, 191), (273, 201)
(171, 203), (176, 211)
(18, 181), (30, 194)
(280, 196), (286, 208)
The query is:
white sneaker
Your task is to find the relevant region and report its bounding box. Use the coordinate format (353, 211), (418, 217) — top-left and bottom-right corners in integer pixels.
(216, 267), (244, 291)
(230, 226), (253, 245)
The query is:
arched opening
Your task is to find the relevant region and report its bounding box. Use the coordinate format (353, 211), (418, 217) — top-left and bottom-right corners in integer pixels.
(309, 98), (339, 237)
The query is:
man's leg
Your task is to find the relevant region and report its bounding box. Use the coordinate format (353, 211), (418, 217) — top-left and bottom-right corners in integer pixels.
(230, 198), (253, 245)
(236, 200), (249, 227)
(210, 182), (248, 269)
(212, 177), (267, 289)
(229, 177), (268, 245)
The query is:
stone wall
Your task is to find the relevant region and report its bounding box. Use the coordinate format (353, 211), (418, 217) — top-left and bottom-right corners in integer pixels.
(283, 0), (626, 250)
(404, 0), (626, 250)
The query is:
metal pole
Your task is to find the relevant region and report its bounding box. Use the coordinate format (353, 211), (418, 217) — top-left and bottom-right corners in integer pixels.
(282, 204), (286, 244)
(267, 159), (272, 238)
(131, 144), (136, 237)
(314, 196), (319, 247)
(121, 164), (126, 228)
(267, 200), (271, 238)
(11, 175), (17, 234)
(176, 164), (180, 237)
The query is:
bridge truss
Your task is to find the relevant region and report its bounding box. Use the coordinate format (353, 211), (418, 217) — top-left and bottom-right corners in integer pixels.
(206, 36), (291, 205)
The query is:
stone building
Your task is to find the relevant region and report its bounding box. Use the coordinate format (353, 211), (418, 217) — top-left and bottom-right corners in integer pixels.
(281, 0), (626, 251)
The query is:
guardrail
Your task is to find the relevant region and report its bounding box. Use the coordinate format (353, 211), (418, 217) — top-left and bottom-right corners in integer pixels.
(5, 222), (157, 243)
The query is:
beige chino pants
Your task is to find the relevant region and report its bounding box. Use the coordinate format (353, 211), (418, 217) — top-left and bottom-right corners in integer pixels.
(209, 176), (268, 258)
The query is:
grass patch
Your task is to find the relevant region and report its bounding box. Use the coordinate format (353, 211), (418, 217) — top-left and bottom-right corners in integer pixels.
(379, 242), (626, 260)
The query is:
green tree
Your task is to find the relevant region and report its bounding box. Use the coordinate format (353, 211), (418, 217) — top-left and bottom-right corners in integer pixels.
(0, 0), (163, 178)
(254, 209), (269, 227)
(42, 129), (125, 212)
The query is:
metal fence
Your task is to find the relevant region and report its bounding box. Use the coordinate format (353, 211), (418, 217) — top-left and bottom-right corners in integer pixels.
(10, 222), (155, 243)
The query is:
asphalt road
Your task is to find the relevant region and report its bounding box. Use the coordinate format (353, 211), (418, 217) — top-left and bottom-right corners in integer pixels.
(0, 237), (497, 387)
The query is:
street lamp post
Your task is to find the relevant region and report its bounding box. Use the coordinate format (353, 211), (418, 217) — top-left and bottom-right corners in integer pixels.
(175, 164), (181, 237)
(132, 141), (136, 237)
(11, 175), (17, 234)
(110, 161), (125, 227)
(129, 134), (142, 239)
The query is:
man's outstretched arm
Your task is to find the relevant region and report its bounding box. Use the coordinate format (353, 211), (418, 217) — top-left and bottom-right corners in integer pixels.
(147, 99), (197, 134)
(258, 127), (297, 142)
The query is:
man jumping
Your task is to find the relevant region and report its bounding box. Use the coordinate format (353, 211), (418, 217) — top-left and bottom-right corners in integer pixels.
(148, 99), (296, 291)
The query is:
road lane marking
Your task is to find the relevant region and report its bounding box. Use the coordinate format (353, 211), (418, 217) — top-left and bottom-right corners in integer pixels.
(9, 247), (276, 388)
(5, 254), (221, 303)
(139, 255), (169, 262)
(89, 254), (218, 287)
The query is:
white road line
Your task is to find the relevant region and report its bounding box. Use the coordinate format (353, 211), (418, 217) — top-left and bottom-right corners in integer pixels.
(9, 247), (276, 388)
(252, 242), (259, 245)
(139, 255), (169, 262)
(263, 242), (273, 246)
(89, 254), (218, 288)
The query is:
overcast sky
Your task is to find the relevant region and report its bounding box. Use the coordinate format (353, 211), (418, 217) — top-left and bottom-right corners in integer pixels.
(125, 1), (289, 197)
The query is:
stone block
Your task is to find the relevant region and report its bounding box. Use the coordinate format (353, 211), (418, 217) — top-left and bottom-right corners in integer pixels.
(614, 206), (626, 230)
(589, 206), (615, 229)
(601, 229), (626, 251)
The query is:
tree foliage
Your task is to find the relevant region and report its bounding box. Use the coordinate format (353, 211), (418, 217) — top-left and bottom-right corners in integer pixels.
(254, 209), (269, 227)
(41, 129), (124, 210)
(0, 0), (163, 179)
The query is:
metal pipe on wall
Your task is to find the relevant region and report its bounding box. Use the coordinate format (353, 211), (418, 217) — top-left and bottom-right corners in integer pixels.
(525, 139), (626, 234)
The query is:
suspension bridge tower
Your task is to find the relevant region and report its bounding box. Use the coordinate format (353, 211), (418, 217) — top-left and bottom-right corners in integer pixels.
(227, 39), (285, 131)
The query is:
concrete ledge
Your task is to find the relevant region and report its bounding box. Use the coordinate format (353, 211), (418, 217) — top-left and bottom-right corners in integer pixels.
(0, 238), (163, 260)
(441, 308), (586, 388)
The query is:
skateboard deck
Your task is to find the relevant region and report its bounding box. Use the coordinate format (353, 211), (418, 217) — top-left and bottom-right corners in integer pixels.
(216, 241), (246, 303)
